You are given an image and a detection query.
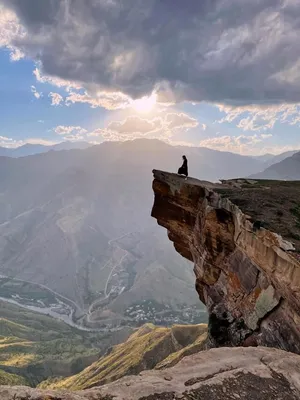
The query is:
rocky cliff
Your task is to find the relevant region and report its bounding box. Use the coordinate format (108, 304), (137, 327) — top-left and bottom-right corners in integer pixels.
(151, 170), (300, 353)
(1, 171), (300, 399)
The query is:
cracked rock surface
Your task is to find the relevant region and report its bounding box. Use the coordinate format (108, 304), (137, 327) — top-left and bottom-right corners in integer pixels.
(1, 347), (300, 399)
(151, 171), (300, 353)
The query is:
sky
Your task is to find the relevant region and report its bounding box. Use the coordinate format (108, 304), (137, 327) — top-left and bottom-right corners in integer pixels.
(1, 0), (300, 155)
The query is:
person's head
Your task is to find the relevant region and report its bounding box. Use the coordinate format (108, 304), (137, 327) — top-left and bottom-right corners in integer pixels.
(182, 155), (186, 160)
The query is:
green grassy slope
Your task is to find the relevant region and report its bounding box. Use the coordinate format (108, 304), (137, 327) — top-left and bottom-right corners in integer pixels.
(0, 369), (28, 386)
(0, 301), (131, 386)
(44, 323), (207, 390)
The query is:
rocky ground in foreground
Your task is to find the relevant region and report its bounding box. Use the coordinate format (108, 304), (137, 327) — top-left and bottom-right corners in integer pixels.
(1, 347), (299, 399)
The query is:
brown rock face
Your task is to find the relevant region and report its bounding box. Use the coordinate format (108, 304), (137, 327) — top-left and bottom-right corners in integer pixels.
(151, 170), (300, 353)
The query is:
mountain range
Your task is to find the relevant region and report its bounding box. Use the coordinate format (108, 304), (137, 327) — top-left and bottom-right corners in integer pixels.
(0, 139), (299, 332)
(250, 150), (300, 180)
(0, 141), (91, 158)
(1, 140), (297, 173)
(1, 139), (300, 393)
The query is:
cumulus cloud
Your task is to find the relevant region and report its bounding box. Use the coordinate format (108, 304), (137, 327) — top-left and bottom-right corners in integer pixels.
(31, 85), (42, 99)
(65, 90), (131, 110)
(90, 112), (199, 141)
(0, 5), (25, 60)
(199, 133), (275, 155)
(33, 67), (81, 91)
(25, 138), (57, 146)
(2, 0), (300, 106)
(54, 125), (87, 141)
(218, 103), (300, 131)
(49, 92), (63, 106)
(165, 113), (198, 130)
(0, 135), (22, 148)
(107, 116), (162, 135)
(0, 135), (56, 148)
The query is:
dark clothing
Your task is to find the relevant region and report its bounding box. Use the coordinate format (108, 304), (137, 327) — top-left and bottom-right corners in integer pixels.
(178, 159), (188, 176)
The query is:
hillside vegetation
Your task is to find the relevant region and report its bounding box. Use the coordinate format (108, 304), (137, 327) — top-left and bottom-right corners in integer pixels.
(0, 369), (28, 386)
(0, 301), (131, 386)
(42, 323), (207, 390)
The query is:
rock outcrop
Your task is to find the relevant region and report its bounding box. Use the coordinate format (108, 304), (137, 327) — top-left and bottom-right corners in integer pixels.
(1, 347), (300, 399)
(151, 170), (300, 353)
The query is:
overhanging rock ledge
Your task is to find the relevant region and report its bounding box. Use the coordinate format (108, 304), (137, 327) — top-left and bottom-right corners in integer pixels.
(151, 170), (300, 353)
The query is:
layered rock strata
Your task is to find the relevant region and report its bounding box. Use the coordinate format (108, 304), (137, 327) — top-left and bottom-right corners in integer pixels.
(151, 170), (300, 353)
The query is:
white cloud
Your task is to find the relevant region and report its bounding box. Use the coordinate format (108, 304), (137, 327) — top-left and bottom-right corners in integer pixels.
(33, 67), (81, 92)
(54, 125), (88, 141)
(49, 92), (63, 106)
(54, 126), (87, 135)
(89, 112), (199, 141)
(0, 5), (25, 61)
(107, 116), (163, 135)
(199, 134), (274, 155)
(31, 85), (42, 99)
(218, 103), (300, 131)
(0, 135), (57, 148)
(0, 135), (22, 148)
(34, 67), (132, 110)
(25, 138), (57, 146)
(65, 90), (132, 111)
(165, 113), (198, 130)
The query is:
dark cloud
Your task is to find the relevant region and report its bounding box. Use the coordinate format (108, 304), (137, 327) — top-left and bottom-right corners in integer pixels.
(2, 0), (300, 104)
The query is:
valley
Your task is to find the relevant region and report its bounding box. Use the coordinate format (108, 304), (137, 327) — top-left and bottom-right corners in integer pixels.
(0, 140), (212, 332)
(0, 140), (298, 333)
(0, 140), (299, 396)
(0, 301), (132, 387)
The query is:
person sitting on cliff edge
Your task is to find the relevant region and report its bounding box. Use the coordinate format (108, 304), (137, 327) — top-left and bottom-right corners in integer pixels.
(178, 155), (188, 180)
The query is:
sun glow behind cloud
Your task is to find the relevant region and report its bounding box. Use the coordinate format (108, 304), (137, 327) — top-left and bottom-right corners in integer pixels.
(131, 93), (157, 113)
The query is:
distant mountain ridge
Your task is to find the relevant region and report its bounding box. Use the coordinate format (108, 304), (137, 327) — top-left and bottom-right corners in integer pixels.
(250, 151), (300, 180)
(0, 141), (92, 158)
(0, 140), (296, 174)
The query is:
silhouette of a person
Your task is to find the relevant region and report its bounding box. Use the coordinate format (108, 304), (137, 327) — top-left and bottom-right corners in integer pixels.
(178, 155), (188, 179)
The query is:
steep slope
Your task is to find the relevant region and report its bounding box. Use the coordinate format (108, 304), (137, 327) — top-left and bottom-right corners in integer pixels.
(1, 347), (300, 399)
(250, 151), (300, 180)
(253, 150), (299, 168)
(264, 149), (299, 168)
(0, 140), (204, 328)
(0, 301), (131, 386)
(0, 370), (28, 386)
(151, 171), (300, 354)
(43, 323), (207, 390)
(0, 138), (265, 330)
(0, 139), (269, 329)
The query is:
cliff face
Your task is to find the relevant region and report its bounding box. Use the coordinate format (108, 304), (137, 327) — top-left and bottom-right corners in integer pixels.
(151, 170), (300, 353)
